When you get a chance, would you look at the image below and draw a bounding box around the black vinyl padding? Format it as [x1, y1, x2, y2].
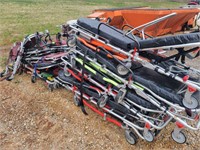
[132, 66, 184, 106]
[125, 90, 157, 109]
[77, 18, 139, 51]
[139, 33, 200, 49]
[77, 18, 200, 50]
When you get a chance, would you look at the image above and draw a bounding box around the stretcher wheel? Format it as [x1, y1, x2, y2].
[97, 95, 108, 108]
[67, 36, 76, 47]
[31, 76, 36, 83]
[0, 71, 5, 77]
[125, 130, 137, 145]
[48, 84, 54, 92]
[6, 76, 13, 81]
[55, 83, 61, 89]
[116, 64, 129, 76]
[182, 95, 199, 109]
[171, 131, 186, 144]
[143, 130, 154, 142]
[73, 95, 81, 107]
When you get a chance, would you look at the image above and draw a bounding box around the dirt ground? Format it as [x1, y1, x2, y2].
[0, 47, 200, 150]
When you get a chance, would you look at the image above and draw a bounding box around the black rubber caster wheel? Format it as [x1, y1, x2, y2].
[125, 130, 137, 145]
[48, 84, 54, 92]
[6, 76, 13, 81]
[0, 71, 5, 77]
[31, 76, 36, 83]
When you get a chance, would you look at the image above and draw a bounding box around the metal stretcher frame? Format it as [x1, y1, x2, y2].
[60, 51, 200, 131]
[67, 20, 200, 93]
[54, 69, 172, 142]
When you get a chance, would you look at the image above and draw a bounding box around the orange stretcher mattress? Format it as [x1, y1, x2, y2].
[88, 7, 200, 36]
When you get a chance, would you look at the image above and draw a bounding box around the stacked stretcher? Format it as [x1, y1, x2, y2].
[1, 15, 200, 145]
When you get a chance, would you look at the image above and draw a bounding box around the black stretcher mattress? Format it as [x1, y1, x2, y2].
[132, 66, 184, 106]
[76, 38, 184, 106]
[77, 18, 200, 51]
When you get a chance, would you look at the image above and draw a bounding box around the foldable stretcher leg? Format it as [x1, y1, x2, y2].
[143, 123, 154, 142]
[182, 86, 198, 109]
[171, 122, 186, 144]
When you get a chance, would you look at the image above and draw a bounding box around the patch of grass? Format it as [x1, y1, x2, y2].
[0, 0, 185, 46]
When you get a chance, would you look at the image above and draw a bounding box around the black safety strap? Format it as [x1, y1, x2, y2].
[45, 32, 52, 43]
[185, 50, 200, 59]
[79, 44, 88, 115]
[56, 32, 62, 44]
[35, 32, 42, 48]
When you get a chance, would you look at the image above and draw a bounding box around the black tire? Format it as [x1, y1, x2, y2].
[125, 130, 137, 145]
[0, 71, 5, 77]
[31, 76, 36, 83]
[6, 76, 13, 81]
[48, 84, 54, 92]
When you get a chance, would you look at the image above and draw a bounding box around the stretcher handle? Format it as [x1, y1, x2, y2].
[122, 24, 153, 39]
[125, 12, 177, 39]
